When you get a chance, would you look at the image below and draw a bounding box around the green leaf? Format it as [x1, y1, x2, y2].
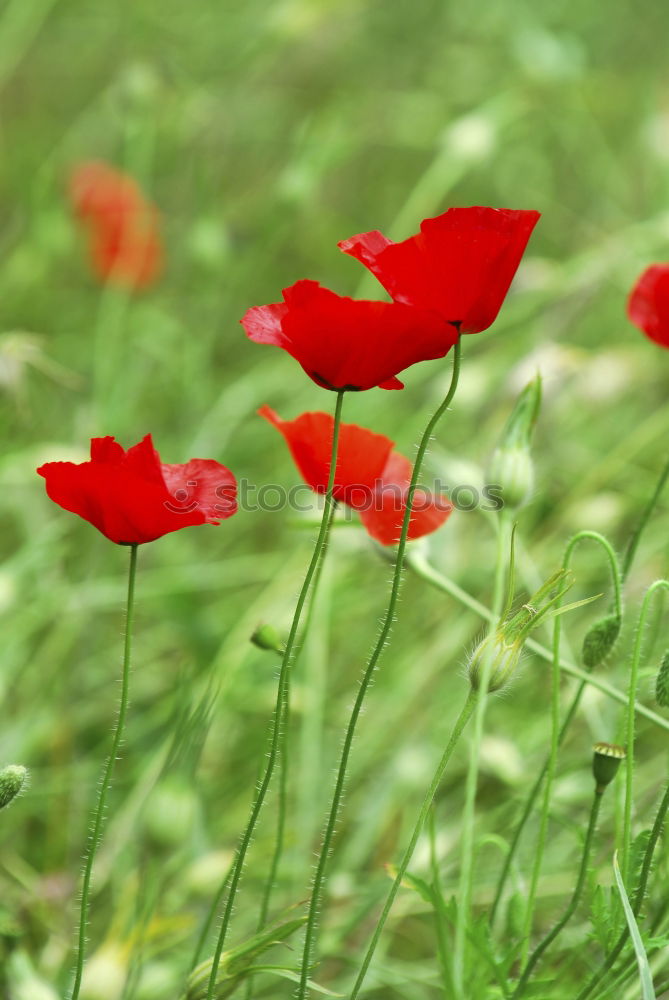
[612, 850, 656, 1000]
[249, 965, 343, 996]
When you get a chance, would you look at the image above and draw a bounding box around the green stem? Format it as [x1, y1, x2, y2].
[512, 786, 604, 998]
[295, 337, 463, 1000]
[350, 690, 477, 999]
[245, 499, 339, 1000]
[404, 555, 669, 736]
[453, 512, 510, 992]
[520, 532, 622, 958]
[69, 543, 138, 1000]
[428, 806, 455, 997]
[204, 391, 346, 1000]
[622, 580, 669, 883]
[489, 683, 585, 927]
[622, 451, 669, 580]
[575, 779, 669, 1000]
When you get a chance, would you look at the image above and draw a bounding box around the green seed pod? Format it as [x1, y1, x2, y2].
[656, 650, 669, 708]
[468, 632, 523, 693]
[582, 614, 621, 670]
[592, 742, 626, 791]
[250, 623, 284, 653]
[0, 765, 27, 810]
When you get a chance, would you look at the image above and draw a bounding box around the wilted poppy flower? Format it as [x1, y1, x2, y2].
[69, 161, 162, 289]
[241, 279, 457, 392]
[627, 263, 669, 348]
[259, 405, 452, 545]
[37, 435, 237, 545]
[339, 206, 540, 334]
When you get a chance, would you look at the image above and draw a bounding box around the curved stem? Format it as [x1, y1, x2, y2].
[295, 337, 462, 999]
[453, 512, 510, 991]
[512, 787, 603, 998]
[622, 451, 669, 581]
[622, 580, 669, 883]
[204, 391, 346, 1000]
[575, 779, 669, 1000]
[520, 532, 622, 957]
[69, 543, 138, 1000]
[350, 691, 477, 999]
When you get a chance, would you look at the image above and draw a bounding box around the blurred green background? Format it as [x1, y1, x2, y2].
[2, 0, 669, 997]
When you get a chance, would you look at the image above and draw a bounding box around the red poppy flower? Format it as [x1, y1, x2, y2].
[627, 264, 669, 348]
[37, 435, 237, 545]
[259, 405, 452, 545]
[241, 279, 457, 392]
[69, 161, 162, 289]
[339, 206, 540, 334]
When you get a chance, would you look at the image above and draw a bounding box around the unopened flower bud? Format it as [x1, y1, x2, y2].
[487, 375, 541, 512]
[656, 650, 669, 708]
[0, 764, 27, 809]
[582, 614, 621, 670]
[468, 632, 523, 693]
[592, 742, 625, 792]
[250, 624, 284, 653]
[488, 446, 534, 510]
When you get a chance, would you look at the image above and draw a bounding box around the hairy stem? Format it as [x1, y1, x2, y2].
[70, 543, 138, 1000]
[295, 337, 463, 999]
[204, 391, 346, 1000]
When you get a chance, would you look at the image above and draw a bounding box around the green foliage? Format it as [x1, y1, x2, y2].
[2, 0, 669, 998]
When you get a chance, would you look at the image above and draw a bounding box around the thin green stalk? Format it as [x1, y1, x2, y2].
[349, 690, 477, 1000]
[296, 337, 463, 1000]
[489, 684, 584, 927]
[404, 557, 669, 735]
[622, 581, 669, 882]
[246, 500, 339, 1000]
[429, 806, 455, 997]
[204, 391, 346, 1000]
[622, 452, 669, 580]
[512, 786, 604, 998]
[520, 532, 622, 959]
[453, 513, 511, 992]
[69, 543, 138, 1000]
[575, 779, 669, 1000]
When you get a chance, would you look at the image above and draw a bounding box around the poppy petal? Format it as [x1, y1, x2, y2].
[161, 459, 238, 522]
[340, 206, 540, 334]
[627, 264, 669, 348]
[358, 486, 453, 546]
[259, 405, 394, 505]
[243, 281, 455, 392]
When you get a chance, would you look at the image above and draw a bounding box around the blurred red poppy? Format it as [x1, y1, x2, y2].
[259, 405, 452, 545]
[339, 206, 540, 334]
[627, 264, 669, 348]
[241, 279, 457, 392]
[37, 435, 237, 545]
[69, 162, 162, 289]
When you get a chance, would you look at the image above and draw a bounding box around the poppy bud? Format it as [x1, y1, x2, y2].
[488, 447, 534, 511]
[582, 614, 621, 670]
[592, 742, 625, 792]
[656, 650, 669, 708]
[467, 568, 579, 694]
[468, 632, 523, 693]
[488, 376, 541, 511]
[250, 623, 284, 653]
[0, 764, 27, 810]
